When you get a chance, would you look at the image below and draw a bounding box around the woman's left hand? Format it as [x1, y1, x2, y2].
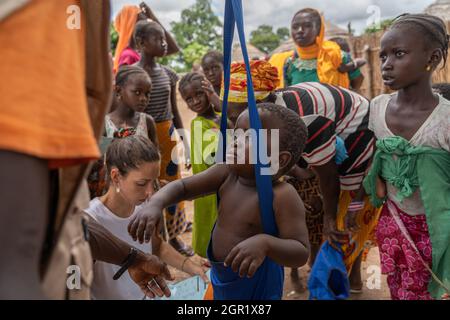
[184, 259, 209, 283]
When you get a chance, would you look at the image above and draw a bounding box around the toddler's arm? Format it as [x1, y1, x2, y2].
[338, 58, 367, 73]
[128, 164, 229, 243]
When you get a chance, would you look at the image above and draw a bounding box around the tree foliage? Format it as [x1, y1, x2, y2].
[110, 23, 119, 56]
[250, 25, 290, 54]
[168, 0, 222, 71]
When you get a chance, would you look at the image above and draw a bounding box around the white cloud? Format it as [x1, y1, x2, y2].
[111, 0, 436, 35]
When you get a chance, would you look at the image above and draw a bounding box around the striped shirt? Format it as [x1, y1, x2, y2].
[144, 65, 178, 123]
[274, 82, 375, 190]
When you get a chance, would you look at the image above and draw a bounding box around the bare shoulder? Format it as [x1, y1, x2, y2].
[273, 181, 303, 210]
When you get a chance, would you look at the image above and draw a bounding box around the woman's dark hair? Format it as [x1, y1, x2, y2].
[390, 13, 449, 66]
[201, 50, 224, 66]
[105, 135, 160, 181]
[115, 65, 150, 87]
[178, 72, 206, 94]
[292, 8, 321, 28]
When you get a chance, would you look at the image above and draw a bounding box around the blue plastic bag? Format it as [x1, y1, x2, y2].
[335, 136, 348, 165]
[308, 242, 350, 300]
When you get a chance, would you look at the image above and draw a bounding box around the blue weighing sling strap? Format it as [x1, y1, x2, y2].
[206, 0, 284, 300]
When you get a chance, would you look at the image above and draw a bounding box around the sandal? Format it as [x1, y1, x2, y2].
[350, 283, 364, 294]
[350, 288, 363, 294]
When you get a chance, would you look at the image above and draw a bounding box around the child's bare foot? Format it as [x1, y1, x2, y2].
[169, 237, 194, 257]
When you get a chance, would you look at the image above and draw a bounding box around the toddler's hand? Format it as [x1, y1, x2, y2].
[128, 203, 163, 244]
[354, 58, 367, 69]
[224, 235, 268, 278]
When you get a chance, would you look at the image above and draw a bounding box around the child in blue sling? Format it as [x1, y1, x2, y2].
[128, 103, 310, 299]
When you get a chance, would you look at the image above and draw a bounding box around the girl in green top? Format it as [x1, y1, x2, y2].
[179, 72, 221, 257]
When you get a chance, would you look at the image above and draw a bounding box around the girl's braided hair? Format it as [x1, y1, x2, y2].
[115, 65, 150, 86]
[390, 13, 450, 67]
[178, 72, 206, 93]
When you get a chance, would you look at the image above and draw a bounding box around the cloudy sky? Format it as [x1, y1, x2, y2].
[111, 0, 437, 36]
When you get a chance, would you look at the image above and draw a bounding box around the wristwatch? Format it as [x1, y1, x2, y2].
[113, 247, 138, 280]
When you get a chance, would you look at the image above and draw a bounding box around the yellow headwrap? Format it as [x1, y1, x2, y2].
[269, 14, 349, 89]
[220, 60, 280, 103]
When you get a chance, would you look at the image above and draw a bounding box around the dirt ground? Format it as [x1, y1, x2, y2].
[168, 95, 391, 300]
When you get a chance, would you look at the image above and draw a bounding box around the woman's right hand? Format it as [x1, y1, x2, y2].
[128, 203, 163, 244]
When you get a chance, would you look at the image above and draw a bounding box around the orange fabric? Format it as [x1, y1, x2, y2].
[113, 5, 140, 73]
[220, 60, 280, 103]
[203, 283, 214, 300]
[297, 15, 349, 88]
[336, 191, 381, 272]
[0, 0, 100, 169]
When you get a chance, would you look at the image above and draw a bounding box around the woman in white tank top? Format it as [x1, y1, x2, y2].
[85, 136, 208, 300]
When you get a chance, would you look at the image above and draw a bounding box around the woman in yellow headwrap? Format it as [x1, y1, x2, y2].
[269, 8, 364, 89]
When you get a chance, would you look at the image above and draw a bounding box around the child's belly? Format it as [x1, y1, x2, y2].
[210, 223, 260, 262]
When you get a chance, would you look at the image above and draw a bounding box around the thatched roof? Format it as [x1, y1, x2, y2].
[232, 42, 266, 61]
[425, 0, 450, 22]
[325, 20, 349, 38]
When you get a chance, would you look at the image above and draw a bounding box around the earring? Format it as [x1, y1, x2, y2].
[116, 186, 120, 193]
[426, 65, 432, 72]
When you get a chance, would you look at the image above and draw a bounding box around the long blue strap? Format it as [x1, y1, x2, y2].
[218, 0, 277, 236]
